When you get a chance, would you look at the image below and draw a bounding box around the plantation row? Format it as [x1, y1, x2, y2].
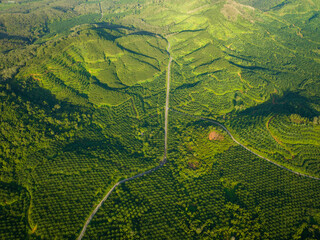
[224, 107, 320, 178]
[17, 27, 169, 108]
[82, 113, 320, 239]
[0, 74, 168, 239]
[1, 0, 320, 239]
[166, 16, 320, 177]
[268, 115, 320, 145]
[26, 104, 166, 239]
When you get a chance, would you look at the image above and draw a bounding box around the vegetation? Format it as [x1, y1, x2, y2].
[83, 112, 320, 239]
[0, 0, 319, 239]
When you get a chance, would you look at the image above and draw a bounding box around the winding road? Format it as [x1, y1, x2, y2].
[77, 41, 172, 240]
[169, 108, 320, 181]
[77, 37, 319, 240]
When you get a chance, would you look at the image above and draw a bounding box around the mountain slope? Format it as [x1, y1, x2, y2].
[0, 0, 319, 239]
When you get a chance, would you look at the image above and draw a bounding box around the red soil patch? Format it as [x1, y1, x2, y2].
[188, 161, 199, 170]
[209, 131, 224, 141]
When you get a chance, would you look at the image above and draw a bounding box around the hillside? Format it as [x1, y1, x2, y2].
[0, 0, 320, 239]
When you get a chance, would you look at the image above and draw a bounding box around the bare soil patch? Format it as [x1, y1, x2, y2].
[188, 161, 200, 170]
[209, 131, 224, 141]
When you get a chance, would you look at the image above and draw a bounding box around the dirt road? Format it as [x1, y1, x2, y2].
[77, 40, 172, 240]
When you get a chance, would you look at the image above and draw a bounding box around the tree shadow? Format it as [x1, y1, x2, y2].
[239, 91, 320, 118]
[93, 22, 133, 31]
[0, 32, 30, 42]
[10, 77, 89, 112]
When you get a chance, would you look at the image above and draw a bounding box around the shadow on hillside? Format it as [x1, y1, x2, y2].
[0, 32, 30, 42]
[63, 138, 116, 153]
[93, 23, 161, 41]
[11, 78, 88, 112]
[94, 22, 133, 30]
[239, 91, 320, 118]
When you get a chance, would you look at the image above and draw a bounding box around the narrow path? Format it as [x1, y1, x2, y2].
[99, 2, 103, 21]
[170, 108, 320, 181]
[164, 42, 172, 159]
[77, 41, 172, 240]
[77, 164, 164, 240]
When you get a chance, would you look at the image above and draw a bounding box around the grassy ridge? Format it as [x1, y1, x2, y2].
[17, 27, 168, 106]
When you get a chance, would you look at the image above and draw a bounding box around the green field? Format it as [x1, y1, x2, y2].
[0, 0, 320, 239]
[83, 111, 320, 239]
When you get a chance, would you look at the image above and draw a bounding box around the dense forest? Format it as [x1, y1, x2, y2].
[0, 0, 320, 239]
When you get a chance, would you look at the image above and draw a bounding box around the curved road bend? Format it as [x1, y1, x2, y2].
[169, 108, 320, 181]
[77, 41, 172, 240]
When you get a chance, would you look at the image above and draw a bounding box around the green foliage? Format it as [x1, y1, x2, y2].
[88, 84, 129, 106]
[225, 91, 320, 178]
[0, 77, 165, 238]
[48, 14, 100, 35]
[17, 27, 168, 106]
[83, 112, 320, 239]
[236, 0, 288, 11]
[0, 0, 320, 239]
[0, 182, 29, 239]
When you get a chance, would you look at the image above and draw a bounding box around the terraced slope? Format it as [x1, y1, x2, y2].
[0, 0, 319, 239]
[1, 26, 170, 239]
[134, 0, 320, 177]
[17, 27, 168, 106]
[83, 111, 320, 239]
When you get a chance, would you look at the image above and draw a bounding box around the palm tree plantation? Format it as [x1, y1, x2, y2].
[0, 0, 320, 239]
